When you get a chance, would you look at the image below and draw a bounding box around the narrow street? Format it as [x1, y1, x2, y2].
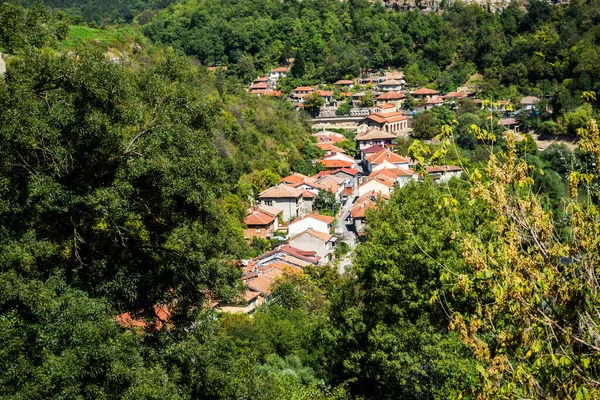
[336, 192, 358, 274]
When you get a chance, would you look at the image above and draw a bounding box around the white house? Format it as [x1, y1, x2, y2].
[269, 67, 289, 80]
[259, 184, 304, 222]
[288, 229, 337, 265]
[288, 213, 335, 237]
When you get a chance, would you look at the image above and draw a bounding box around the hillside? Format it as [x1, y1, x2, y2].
[3, 1, 600, 399]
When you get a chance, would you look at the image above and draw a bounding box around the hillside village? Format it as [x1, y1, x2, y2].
[219, 66, 544, 314]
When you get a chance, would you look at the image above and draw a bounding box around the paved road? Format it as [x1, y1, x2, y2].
[336, 193, 358, 274]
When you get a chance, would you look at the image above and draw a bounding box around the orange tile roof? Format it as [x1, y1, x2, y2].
[281, 173, 308, 185]
[377, 91, 406, 100]
[254, 76, 269, 82]
[259, 184, 303, 199]
[411, 87, 440, 95]
[366, 149, 410, 165]
[379, 103, 396, 109]
[350, 201, 376, 218]
[263, 90, 282, 97]
[244, 210, 275, 226]
[302, 190, 316, 198]
[334, 79, 354, 85]
[271, 67, 289, 73]
[426, 97, 444, 104]
[250, 82, 268, 89]
[116, 305, 171, 330]
[294, 86, 314, 92]
[365, 112, 408, 125]
[317, 142, 345, 153]
[316, 90, 334, 97]
[319, 159, 354, 169]
[290, 228, 334, 243]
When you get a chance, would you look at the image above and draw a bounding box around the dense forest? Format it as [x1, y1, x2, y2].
[2, 0, 600, 399]
[142, 0, 600, 111]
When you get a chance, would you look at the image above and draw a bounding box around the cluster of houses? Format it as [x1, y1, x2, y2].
[244, 66, 547, 137]
[220, 125, 465, 313]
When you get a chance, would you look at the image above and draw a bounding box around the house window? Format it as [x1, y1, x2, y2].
[265, 201, 272, 206]
[256, 228, 261, 233]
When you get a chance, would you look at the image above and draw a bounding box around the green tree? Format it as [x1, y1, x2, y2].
[321, 181, 484, 399]
[304, 92, 325, 115]
[412, 111, 439, 139]
[313, 191, 338, 215]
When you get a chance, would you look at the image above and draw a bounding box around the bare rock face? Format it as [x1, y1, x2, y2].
[0, 53, 5, 76]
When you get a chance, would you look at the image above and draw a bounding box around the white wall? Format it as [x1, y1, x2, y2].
[288, 218, 331, 237]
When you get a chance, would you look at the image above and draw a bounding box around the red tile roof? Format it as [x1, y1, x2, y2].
[116, 305, 171, 330]
[259, 184, 303, 199]
[378, 103, 396, 109]
[244, 210, 275, 226]
[411, 87, 440, 95]
[302, 190, 316, 198]
[426, 97, 444, 104]
[281, 173, 308, 185]
[365, 112, 407, 125]
[318, 159, 354, 169]
[334, 80, 354, 85]
[271, 67, 289, 73]
[366, 149, 410, 165]
[316, 142, 345, 153]
[361, 144, 386, 153]
[377, 91, 406, 100]
[294, 86, 314, 92]
[250, 82, 269, 90]
[316, 90, 334, 97]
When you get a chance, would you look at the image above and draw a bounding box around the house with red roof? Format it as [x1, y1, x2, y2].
[376, 91, 406, 108]
[333, 79, 354, 89]
[425, 97, 445, 109]
[316, 142, 346, 155]
[269, 66, 289, 80]
[288, 213, 335, 237]
[316, 90, 334, 104]
[359, 112, 408, 134]
[365, 149, 410, 173]
[244, 208, 279, 239]
[291, 86, 315, 103]
[411, 87, 440, 102]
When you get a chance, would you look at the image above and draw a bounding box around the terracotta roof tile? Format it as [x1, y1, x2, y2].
[244, 210, 276, 226]
[376, 91, 406, 100]
[356, 130, 397, 141]
[411, 87, 440, 95]
[366, 149, 410, 165]
[259, 184, 303, 199]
